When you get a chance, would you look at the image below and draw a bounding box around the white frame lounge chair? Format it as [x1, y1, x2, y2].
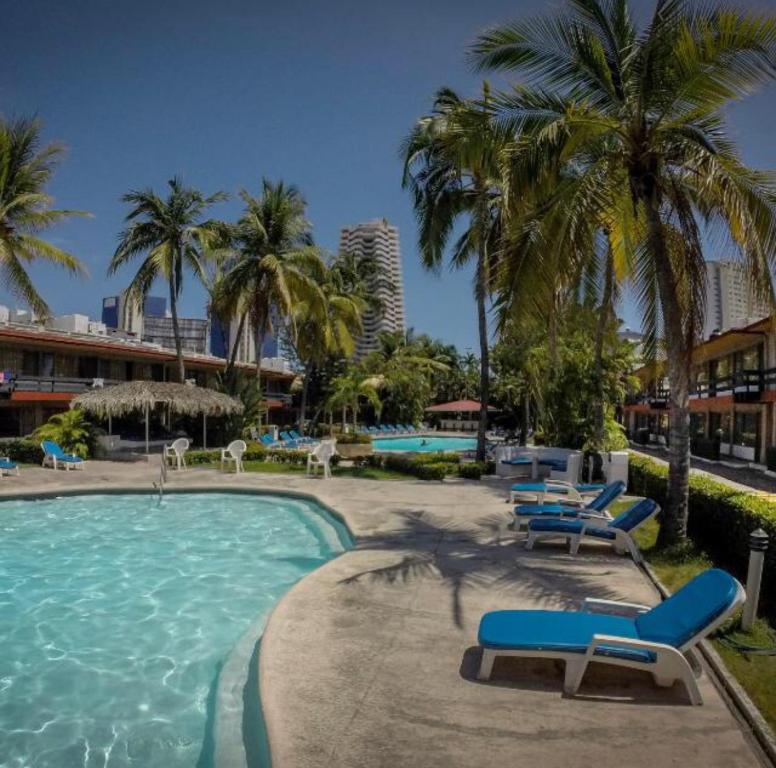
[165, 438, 189, 470]
[510, 479, 607, 505]
[512, 481, 626, 531]
[307, 440, 335, 479]
[525, 498, 659, 562]
[40, 440, 86, 471]
[221, 439, 247, 473]
[477, 568, 745, 705]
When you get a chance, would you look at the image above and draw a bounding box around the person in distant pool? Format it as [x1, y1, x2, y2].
[420, 438, 430, 446]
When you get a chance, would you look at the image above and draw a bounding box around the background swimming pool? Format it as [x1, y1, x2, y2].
[0, 492, 349, 768]
[372, 435, 477, 452]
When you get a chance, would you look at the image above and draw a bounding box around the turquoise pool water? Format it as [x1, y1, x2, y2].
[0, 492, 350, 768]
[372, 435, 477, 453]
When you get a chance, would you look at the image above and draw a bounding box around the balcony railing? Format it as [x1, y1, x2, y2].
[1, 376, 120, 395]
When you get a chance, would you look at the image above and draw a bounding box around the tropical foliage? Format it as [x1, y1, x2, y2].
[33, 410, 96, 458]
[467, 0, 776, 544]
[0, 118, 87, 318]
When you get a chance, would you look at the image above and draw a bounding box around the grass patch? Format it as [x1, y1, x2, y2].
[620, 500, 776, 732]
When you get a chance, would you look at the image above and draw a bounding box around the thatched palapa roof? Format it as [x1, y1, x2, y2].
[71, 381, 244, 418]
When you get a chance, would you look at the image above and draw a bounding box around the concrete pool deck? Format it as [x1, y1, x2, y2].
[0, 460, 767, 767]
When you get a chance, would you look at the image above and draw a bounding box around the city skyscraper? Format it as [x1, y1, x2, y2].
[702, 260, 771, 339]
[339, 219, 406, 358]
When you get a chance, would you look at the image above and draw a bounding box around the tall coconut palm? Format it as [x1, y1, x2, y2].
[402, 85, 506, 461]
[110, 178, 227, 382]
[473, 0, 776, 545]
[221, 180, 325, 419]
[0, 117, 87, 317]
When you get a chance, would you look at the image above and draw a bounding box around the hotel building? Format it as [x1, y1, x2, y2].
[339, 219, 406, 358]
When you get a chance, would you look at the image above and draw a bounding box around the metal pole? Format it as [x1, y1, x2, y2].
[108, 414, 112, 436]
[145, 402, 149, 455]
[742, 528, 769, 631]
[202, 413, 207, 450]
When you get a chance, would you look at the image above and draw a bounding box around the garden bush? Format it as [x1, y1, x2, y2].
[383, 454, 447, 480]
[458, 462, 486, 480]
[412, 451, 460, 465]
[629, 453, 776, 617]
[0, 438, 43, 464]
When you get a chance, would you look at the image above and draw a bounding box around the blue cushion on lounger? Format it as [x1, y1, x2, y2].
[478, 610, 653, 663]
[635, 569, 740, 648]
[515, 503, 584, 517]
[510, 482, 547, 493]
[501, 457, 533, 466]
[528, 518, 617, 539]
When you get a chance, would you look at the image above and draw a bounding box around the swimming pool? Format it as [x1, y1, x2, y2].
[372, 435, 477, 453]
[0, 491, 350, 767]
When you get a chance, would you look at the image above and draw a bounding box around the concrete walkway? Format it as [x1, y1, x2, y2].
[0, 461, 767, 767]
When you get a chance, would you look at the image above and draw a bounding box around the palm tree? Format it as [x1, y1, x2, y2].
[326, 368, 382, 430]
[402, 85, 506, 461]
[290, 254, 368, 434]
[473, 0, 776, 545]
[0, 117, 87, 317]
[110, 177, 227, 382]
[220, 180, 325, 420]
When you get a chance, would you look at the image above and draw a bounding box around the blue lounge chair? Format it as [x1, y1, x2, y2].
[378, 425, 392, 433]
[526, 498, 659, 561]
[40, 440, 85, 471]
[510, 480, 607, 504]
[260, 433, 279, 448]
[290, 429, 316, 444]
[513, 481, 626, 530]
[477, 568, 744, 704]
[279, 431, 302, 448]
[0, 456, 19, 476]
[368, 426, 379, 434]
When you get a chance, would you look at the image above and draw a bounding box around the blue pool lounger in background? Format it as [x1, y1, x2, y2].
[477, 568, 745, 705]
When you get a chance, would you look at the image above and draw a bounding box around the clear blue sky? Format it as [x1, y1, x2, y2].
[3, 0, 775, 350]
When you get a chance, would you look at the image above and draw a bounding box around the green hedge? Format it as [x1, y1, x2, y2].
[383, 454, 447, 480]
[458, 462, 485, 480]
[185, 446, 340, 468]
[0, 439, 43, 464]
[412, 451, 461, 465]
[336, 433, 371, 445]
[629, 453, 776, 616]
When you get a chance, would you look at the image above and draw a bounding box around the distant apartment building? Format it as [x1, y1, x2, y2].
[102, 292, 209, 354]
[703, 260, 770, 339]
[339, 219, 406, 358]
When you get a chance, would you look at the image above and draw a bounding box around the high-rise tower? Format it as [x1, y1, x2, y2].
[339, 219, 406, 358]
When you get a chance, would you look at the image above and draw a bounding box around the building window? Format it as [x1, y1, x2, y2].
[40, 353, 54, 378]
[22, 351, 39, 376]
[78, 356, 98, 379]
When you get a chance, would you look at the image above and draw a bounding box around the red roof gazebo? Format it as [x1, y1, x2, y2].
[425, 399, 497, 413]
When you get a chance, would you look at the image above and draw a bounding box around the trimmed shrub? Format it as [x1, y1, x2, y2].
[0, 439, 44, 464]
[383, 454, 447, 480]
[458, 462, 485, 480]
[413, 451, 461, 465]
[629, 453, 776, 617]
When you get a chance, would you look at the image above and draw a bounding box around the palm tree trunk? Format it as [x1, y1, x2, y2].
[475, 251, 490, 463]
[254, 317, 266, 430]
[645, 198, 691, 547]
[227, 312, 248, 373]
[592, 246, 615, 445]
[169, 273, 185, 383]
[299, 364, 312, 435]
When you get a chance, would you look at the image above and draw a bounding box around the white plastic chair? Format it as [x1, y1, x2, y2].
[165, 438, 189, 470]
[221, 439, 247, 473]
[307, 440, 335, 479]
